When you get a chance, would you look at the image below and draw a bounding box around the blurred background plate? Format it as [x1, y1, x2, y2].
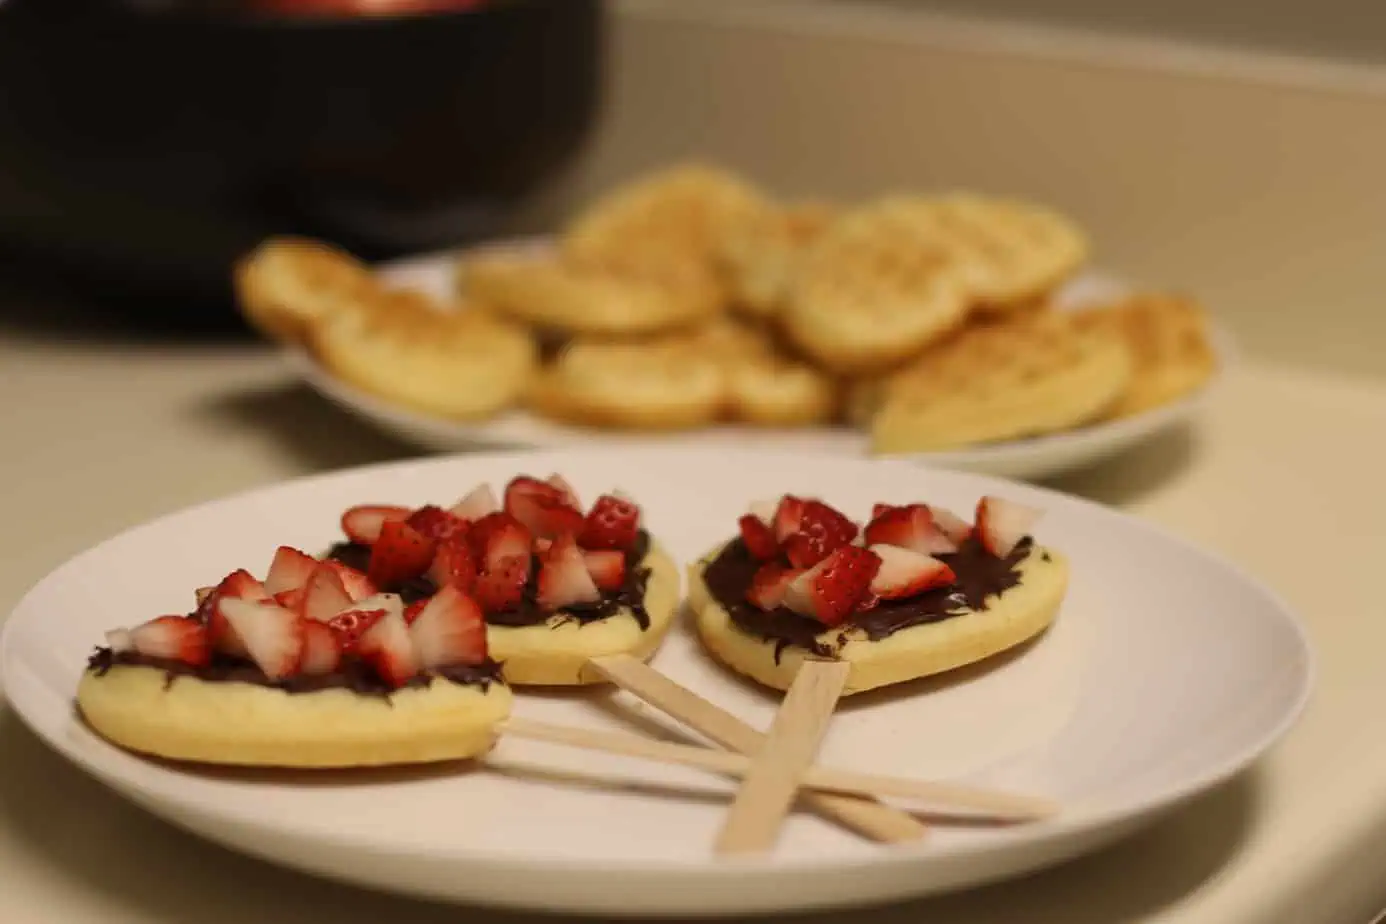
[285, 240, 1236, 481]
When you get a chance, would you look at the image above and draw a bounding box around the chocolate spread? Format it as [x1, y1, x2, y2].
[325, 529, 655, 630]
[85, 647, 504, 698]
[702, 535, 1035, 662]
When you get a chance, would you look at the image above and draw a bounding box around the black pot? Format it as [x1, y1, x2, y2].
[0, 0, 604, 327]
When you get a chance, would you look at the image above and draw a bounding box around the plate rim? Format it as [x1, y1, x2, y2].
[1, 447, 1313, 879]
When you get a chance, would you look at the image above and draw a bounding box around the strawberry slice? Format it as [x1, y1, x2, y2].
[509, 491, 584, 540]
[772, 495, 808, 542]
[975, 496, 1042, 557]
[746, 563, 803, 611]
[546, 474, 583, 510]
[326, 608, 386, 653]
[747, 499, 777, 526]
[201, 568, 270, 656]
[340, 504, 411, 545]
[218, 598, 305, 680]
[473, 556, 530, 613]
[129, 615, 210, 667]
[469, 512, 533, 572]
[350, 592, 405, 621]
[301, 563, 355, 623]
[273, 586, 307, 614]
[406, 504, 470, 543]
[737, 514, 779, 561]
[582, 549, 626, 592]
[264, 545, 318, 596]
[428, 534, 477, 592]
[104, 627, 134, 652]
[403, 599, 427, 625]
[356, 610, 419, 689]
[536, 534, 601, 610]
[503, 474, 566, 511]
[368, 519, 436, 587]
[299, 620, 343, 675]
[868, 544, 957, 599]
[410, 585, 488, 669]
[579, 494, 641, 551]
[322, 560, 376, 601]
[930, 506, 974, 544]
[782, 500, 859, 568]
[783, 545, 882, 625]
[450, 483, 500, 520]
[863, 504, 959, 555]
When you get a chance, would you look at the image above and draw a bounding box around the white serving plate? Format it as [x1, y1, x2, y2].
[0, 449, 1308, 915]
[285, 241, 1235, 481]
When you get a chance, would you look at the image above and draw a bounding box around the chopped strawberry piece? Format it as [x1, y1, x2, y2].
[406, 505, 470, 543]
[218, 598, 305, 680]
[783, 545, 882, 625]
[469, 512, 533, 574]
[509, 491, 584, 540]
[340, 504, 411, 545]
[975, 496, 1042, 557]
[200, 568, 270, 656]
[326, 608, 385, 653]
[193, 585, 215, 606]
[321, 560, 376, 601]
[863, 504, 959, 555]
[301, 563, 355, 623]
[450, 483, 501, 520]
[536, 533, 601, 610]
[356, 610, 418, 689]
[546, 474, 582, 510]
[782, 499, 859, 568]
[503, 474, 566, 511]
[264, 545, 318, 596]
[747, 499, 777, 526]
[273, 586, 307, 614]
[410, 585, 488, 669]
[871, 503, 894, 521]
[472, 556, 530, 613]
[930, 506, 974, 544]
[299, 620, 342, 675]
[534, 537, 553, 554]
[582, 549, 626, 592]
[579, 493, 641, 550]
[746, 563, 803, 611]
[403, 599, 427, 625]
[736, 514, 779, 561]
[129, 615, 210, 667]
[428, 534, 477, 592]
[868, 544, 956, 599]
[368, 519, 436, 587]
[772, 495, 808, 543]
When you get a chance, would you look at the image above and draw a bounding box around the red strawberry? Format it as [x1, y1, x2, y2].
[340, 504, 411, 545]
[868, 544, 956, 599]
[871, 503, 894, 521]
[301, 564, 354, 623]
[737, 514, 779, 561]
[782, 500, 859, 568]
[218, 598, 305, 680]
[863, 504, 959, 555]
[450, 483, 500, 520]
[772, 495, 808, 542]
[406, 504, 470, 543]
[472, 556, 530, 613]
[783, 545, 882, 625]
[470, 512, 533, 572]
[546, 473, 582, 510]
[410, 585, 488, 669]
[206, 568, 270, 606]
[504, 474, 566, 511]
[322, 560, 376, 601]
[201, 568, 270, 656]
[129, 615, 210, 667]
[368, 519, 436, 587]
[747, 499, 777, 525]
[264, 545, 318, 596]
[930, 506, 974, 544]
[582, 549, 626, 592]
[428, 534, 477, 592]
[509, 491, 584, 540]
[326, 608, 386, 653]
[746, 563, 803, 611]
[299, 620, 343, 675]
[579, 494, 641, 550]
[350, 592, 405, 621]
[536, 533, 601, 610]
[273, 586, 307, 614]
[975, 496, 1041, 557]
[193, 585, 216, 606]
[356, 610, 418, 689]
[403, 599, 427, 625]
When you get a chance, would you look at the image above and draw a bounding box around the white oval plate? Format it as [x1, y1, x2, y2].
[0, 449, 1309, 916]
[286, 242, 1236, 481]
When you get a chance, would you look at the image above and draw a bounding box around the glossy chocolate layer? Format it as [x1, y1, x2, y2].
[702, 535, 1035, 661]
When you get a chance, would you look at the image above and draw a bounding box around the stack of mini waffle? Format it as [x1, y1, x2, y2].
[233, 163, 1219, 453]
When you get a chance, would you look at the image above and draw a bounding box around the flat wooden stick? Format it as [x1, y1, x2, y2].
[714, 659, 850, 854]
[501, 717, 1056, 821]
[587, 654, 927, 844]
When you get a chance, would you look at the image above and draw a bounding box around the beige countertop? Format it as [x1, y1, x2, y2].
[1, 298, 1385, 924]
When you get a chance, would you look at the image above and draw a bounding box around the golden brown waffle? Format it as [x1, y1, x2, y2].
[779, 197, 975, 374]
[1070, 293, 1218, 417]
[717, 200, 839, 319]
[459, 249, 724, 337]
[308, 289, 537, 421]
[233, 236, 381, 343]
[863, 310, 1134, 453]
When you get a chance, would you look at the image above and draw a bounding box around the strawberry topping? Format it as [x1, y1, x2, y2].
[546, 474, 583, 510]
[321, 560, 377, 601]
[772, 495, 807, 543]
[428, 534, 478, 592]
[355, 610, 418, 689]
[863, 504, 959, 555]
[450, 483, 500, 520]
[129, 615, 210, 667]
[582, 549, 626, 592]
[218, 598, 305, 681]
[367, 519, 436, 587]
[340, 504, 411, 546]
[783, 545, 882, 625]
[473, 556, 530, 614]
[299, 620, 343, 675]
[264, 546, 318, 596]
[738, 514, 780, 561]
[579, 494, 641, 551]
[867, 544, 956, 599]
[405, 505, 470, 543]
[975, 496, 1041, 558]
[410, 585, 488, 669]
[781, 500, 858, 568]
[746, 563, 802, 611]
[468, 512, 532, 572]
[537, 533, 601, 610]
[326, 608, 386, 653]
[201, 568, 270, 657]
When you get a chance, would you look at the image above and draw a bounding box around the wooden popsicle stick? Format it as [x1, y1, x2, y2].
[587, 654, 927, 844]
[714, 659, 851, 854]
[501, 717, 1057, 821]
